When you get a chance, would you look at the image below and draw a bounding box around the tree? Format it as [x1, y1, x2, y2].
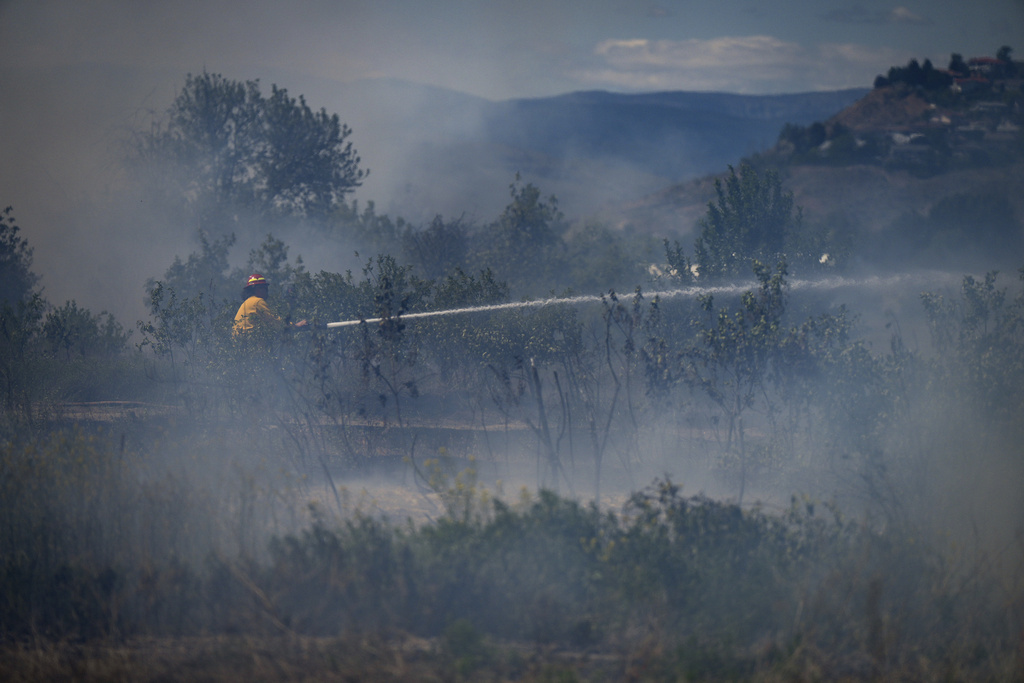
[259, 85, 366, 219]
[693, 164, 800, 280]
[920, 59, 953, 90]
[421, 267, 508, 389]
[679, 261, 788, 504]
[562, 222, 655, 293]
[131, 72, 366, 237]
[352, 254, 432, 425]
[243, 233, 307, 303]
[879, 57, 952, 90]
[921, 270, 1024, 424]
[948, 53, 968, 76]
[0, 206, 39, 307]
[149, 231, 237, 306]
[479, 177, 567, 293]
[996, 45, 1016, 76]
[0, 294, 44, 420]
[402, 215, 469, 280]
[0, 206, 42, 421]
[42, 301, 129, 361]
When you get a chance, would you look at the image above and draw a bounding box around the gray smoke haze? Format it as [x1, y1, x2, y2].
[2, 7, 1022, 568]
[4, 0, 1021, 322]
[0, 51, 666, 323]
[280, 267, 1022, 580]
[3, 5, 1023, 673]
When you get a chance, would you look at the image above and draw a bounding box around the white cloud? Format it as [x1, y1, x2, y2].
[888, 6, 931, 25]
[821, 5, 933, 26]
[576, 36, 910, 93]
[594, 36, 803, 70]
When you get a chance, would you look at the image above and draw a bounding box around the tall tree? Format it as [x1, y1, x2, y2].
[694, 163, 800, 280]
[0, 205, 39, 307]
[402, 215, 469, 280]
[681, 261, 788, 504]
[131, 72, 366, 237]
[0, 205, 42, 419]
[480, 177, 566, 293]
[948, 53, 968, 76]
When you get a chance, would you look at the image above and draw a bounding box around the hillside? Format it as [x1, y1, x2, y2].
[613, 161, 1024, 239]
[333, 80, 868, 220]
[608, 60, 1024, 272]
[479, 89, 870, 181]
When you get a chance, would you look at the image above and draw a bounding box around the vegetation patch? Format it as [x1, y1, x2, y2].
[2, 51, 1023, 680]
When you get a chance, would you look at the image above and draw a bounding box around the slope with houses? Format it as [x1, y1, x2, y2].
[606, 50, 1024, 271]
[776, 51, 1022, 173]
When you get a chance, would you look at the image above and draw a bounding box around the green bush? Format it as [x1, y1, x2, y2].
[0, 422, 1019, 680]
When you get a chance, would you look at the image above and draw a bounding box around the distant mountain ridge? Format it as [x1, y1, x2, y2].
[607, 74, 1024, 271]
[479, 89, 870, 181]
[333, 80, 869, 220]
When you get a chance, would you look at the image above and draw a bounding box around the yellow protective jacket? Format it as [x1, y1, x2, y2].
[232, 296, 282, 336]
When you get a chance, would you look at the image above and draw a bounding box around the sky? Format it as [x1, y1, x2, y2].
[3, 0, 1019, 99]
[0, 0, 1021, 317]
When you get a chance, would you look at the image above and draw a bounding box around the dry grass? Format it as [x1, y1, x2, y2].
[3, 632, 1020, 682]
[0, 634, 628, 682]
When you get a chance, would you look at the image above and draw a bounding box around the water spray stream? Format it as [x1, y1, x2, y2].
[326, 284, 743, 328]
[325, 272, 960, 328]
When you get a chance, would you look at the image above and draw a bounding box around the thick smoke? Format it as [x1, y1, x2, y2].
[2, 4, 1022, 675]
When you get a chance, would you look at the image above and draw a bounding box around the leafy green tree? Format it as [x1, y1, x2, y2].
[242, 233, 307, 306]
[562, 222, 654, 293]
[921, 59, 954, 89]
[137, 281, 215, 387]
[149, 231, 237, 306]
[146, 232, 307, 333]
[693, 164, 800, 280]
[351, 255, 432, 425]
[478, 177, 567, 293]
[42, 301, 130, 361]
[877, 57, 953, 90]
[680, 261, 788, 503]
[0, 206, 39, 307]
[331, 199, 405, 256]
[130, 72, 366, 237]
[0, 207, 44, 421]
[1, 207, 138, 418]
[904, 58, 923, 85]
[773, 304, 894, 473]
[430, 268, 508, 311]
[402, 214, 469, 279]
[921, 270, 1024, 424]
[948, 53, 968, 76]
[423, 268, 508, 383]
[290, 269, 362, 326]
[658, 238, 696, 285]
[778, 121, 827, 155]
[0, 294, 44, 421]
[258, 85, 365, 219]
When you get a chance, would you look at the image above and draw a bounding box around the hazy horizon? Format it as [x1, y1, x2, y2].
[1, 0, 1021, 320]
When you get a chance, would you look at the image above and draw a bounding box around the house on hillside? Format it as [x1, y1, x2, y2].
[952, 76, 989, 95]
[949, 56, 1021, 95]
[968, 57, 1010, 78]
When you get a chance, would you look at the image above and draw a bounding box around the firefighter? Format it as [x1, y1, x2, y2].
[232, 273, 307, 337]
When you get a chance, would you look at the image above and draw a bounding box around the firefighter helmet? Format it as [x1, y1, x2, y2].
[245, 273, 268, 288]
